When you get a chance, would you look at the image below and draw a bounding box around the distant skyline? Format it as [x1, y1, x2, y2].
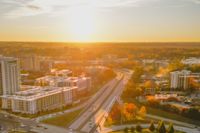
[0, 0, 200, 42]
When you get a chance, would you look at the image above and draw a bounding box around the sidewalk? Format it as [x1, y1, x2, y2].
[30, 123, 72, 133]
[34, 101, 88, 122]
[101, 123, 200, 133]
[146, 114, 196, 128]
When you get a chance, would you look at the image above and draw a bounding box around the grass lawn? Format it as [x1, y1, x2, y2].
[147, 107, 200, 126]
[109, 129, 185, 133]
[8, 130, 35, 133]
[42, 109, 83, 127]
[104, 117, 157, 127]
[123, 98, 200, 126]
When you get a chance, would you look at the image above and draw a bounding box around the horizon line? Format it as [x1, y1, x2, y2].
[0, 41, 200, 44]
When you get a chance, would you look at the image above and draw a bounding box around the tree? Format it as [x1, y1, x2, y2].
[106, 116, 113, 125]
[138, 106, 147, 118]
[183, 108, 200, 121]
[167, 123, 174, 133]
[149, 121, 155, 132]
[124, 127, 129, 133]
[110, 104, 121, 122]
[144, 80, 156, 88]
[157, 121, 166, 133]
[122, 66, 144, 99]
[147, 96, 160, 108]
[136, 124, 142, 132]
[166, 97, 179, 102]
[132, 66, 144, 84]
[123, 103, 138, 121]
[98, 69, 116, 82]
[168, 59, 184, 71]
[130, 126, 135, 132]
[189, 77, 199, 91]
[142, 129, 152, 133]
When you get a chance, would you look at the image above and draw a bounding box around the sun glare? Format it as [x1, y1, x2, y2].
[67, 6, 96, 42]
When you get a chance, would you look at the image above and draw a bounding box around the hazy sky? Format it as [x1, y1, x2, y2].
[0, 0, 200, 42]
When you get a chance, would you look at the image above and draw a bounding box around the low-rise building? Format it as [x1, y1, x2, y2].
[20, 56, 53, 72]
[1, 86, 77, 114]
[35, 76, 91, 92]
[182, 57, 200, 65]
[55, 69, 72, 77]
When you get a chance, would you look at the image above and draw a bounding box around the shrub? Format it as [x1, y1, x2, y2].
[157, 121, 166, 133]
[167, 123, 174, 133]
[130, 126, 135, 132]
[142, 129, 152, 133]
[149, 121, 155, 131]
[136, 124, 142, 132]
[124, 127, 129, 133]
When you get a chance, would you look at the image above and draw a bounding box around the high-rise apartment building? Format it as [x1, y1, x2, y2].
[20, 56, 53, 72]
[170, 70, 196, 90]
[0, 56, 20, 95]
[20, 56, 41, 71]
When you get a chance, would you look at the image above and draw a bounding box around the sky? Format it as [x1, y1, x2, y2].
[0, 0, 200, 42]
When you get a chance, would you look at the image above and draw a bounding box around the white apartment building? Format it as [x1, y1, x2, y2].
[35, 75, 91, 92]
[1, 86, 77, 114]
[20, 56, 53, 72]
[170, 71, 182, 89]
[55, 69, 72, 77]
[20, 56, 41, 71]
[0, 56, 20, 95]
[182, 57, 200, 65]
[35, 76, 64, 86]
[59, 77, 92, 92]
[170, 70, 197, 90]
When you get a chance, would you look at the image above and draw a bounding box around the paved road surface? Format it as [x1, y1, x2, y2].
[68, 76, 121, 131]
[146, 114, 196, 128]
[68, 70, 132, 133]
[0, 111, 37, 132]
[101, 124, 200, 133]
[35, 100, 88, 122]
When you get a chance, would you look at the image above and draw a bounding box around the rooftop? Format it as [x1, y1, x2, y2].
[1, 86, 77, 101]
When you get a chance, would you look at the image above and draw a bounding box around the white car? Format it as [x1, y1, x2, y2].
[20, 124, 26, 127]
[69, 128, 73, 133]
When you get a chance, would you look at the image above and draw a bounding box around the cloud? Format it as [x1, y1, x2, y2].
[26, 5, 41, 10]
[188, 0, 200, 4]
[1, 0, 147, 18]
[1, 0, 200, 18]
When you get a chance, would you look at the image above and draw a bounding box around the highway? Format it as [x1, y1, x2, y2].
[68, 70, 132, 133]
[0, 70, 132, 133]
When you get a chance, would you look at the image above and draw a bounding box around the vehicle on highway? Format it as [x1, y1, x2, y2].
[20, 124, 26, 127]
[69, 128, 73, 133]
[0, 125, 3, 130]
[36, 124, 42, 128]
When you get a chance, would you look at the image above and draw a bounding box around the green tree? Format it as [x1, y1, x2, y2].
[149, 121, 155, 132]
[142, 129, 152, 133]
[168, 59, 184, 71]
[132, 66, 144, 84]
[124, 127, 129, 133]
[136, 124, 142, 132]
[130, 126, 135, 132]
[167, 123, 174, 133]
[157, 121, 166, 133]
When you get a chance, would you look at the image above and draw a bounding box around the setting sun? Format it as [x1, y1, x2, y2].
[67, 6, 96, 42]
[0, 0, 200, 133]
